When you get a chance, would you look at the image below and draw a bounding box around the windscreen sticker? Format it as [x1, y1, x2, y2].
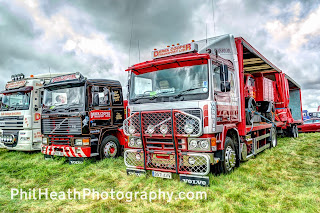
[52, 93, 67, 105]
[156, 88, 175, 94]
[203, 81, 208, 88]
[150, 91, 157, 96]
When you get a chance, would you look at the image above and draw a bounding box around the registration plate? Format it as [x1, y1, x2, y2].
[54, 151, 64, 156]
[152, 171, 172, 179]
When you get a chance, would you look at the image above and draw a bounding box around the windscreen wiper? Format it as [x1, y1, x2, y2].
[148, 90, 175, 100]
[174, 87, 206, 98]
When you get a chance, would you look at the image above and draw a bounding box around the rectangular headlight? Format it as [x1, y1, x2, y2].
[188, 138, 211, 151]
[74, 139, 82, 146]
[42, 138, 48, 144]
[128, 137, 142, 148]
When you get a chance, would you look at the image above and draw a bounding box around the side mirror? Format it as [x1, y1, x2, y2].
[93, 93, 99, 106]
[219, 64, 229, 82]
[221, 82, 231, 92]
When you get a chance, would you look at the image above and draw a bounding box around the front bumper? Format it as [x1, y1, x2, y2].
[41, 144, 91, 158]
[124, 149, 211, 176]
[0, 142, 5, 149]
[1, 129, 42, 151]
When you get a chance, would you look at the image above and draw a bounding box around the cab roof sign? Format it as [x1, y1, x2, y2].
[5, 80, 26, 90]
[152, 42, 198, 59]
[50, 73, 81, 83]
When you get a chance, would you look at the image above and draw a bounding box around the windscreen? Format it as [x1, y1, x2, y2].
[43, 85, 84, 110]
[0, 92, 30, 111]
[130, 64, 208, 103]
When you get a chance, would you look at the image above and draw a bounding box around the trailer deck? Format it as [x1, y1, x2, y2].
[246, 121, 285, 132]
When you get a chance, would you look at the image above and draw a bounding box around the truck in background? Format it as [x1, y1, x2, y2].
[302, 110, 310, 120]
[41, 73, 127, 164]
[307, 111, 320, 119]
[123, 34, 302, 186]
[0, 73, 62, 151]
[0, 94, 3, 148]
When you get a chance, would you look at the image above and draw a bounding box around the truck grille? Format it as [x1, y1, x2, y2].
[0, 116, 24, 129]
[124, 109, 202, 137]
[184, 109, 202, 119]
[49, 135, 72, 145]
[146, 153, 176, 171]
[42, 117, 82, 135]
[146, 138, 183, 150]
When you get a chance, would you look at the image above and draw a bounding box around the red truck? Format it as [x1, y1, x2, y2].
[123, 35, 303, 186]
[41, 73, 127, 164]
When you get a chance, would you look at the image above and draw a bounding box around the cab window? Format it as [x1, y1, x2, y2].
[213, 64, 235, 93]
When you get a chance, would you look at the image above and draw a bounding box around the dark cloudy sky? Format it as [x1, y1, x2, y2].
[1, 0, 320, 110]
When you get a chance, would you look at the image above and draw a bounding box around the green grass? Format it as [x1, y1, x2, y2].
[0, 133, 319, 212]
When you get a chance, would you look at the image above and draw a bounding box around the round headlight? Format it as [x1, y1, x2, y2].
[129, 138, 135, 146]
[160, 124, 168, 134]
[184, 123, 194, 134]
[136, 153, 141, 160]
[129, 125, 136, 134]
[200, 140, 209, 149]
[189, 140, 198, 149]
[147, 125, 155, 134]
[188, 156, 196, 165]
[136, 138, 142, 146]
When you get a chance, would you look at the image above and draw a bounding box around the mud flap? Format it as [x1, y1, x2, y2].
[44, 154, 54, 160]
[126, 168, 146, 177]
[69, 157, 84, 165]
[180, 174, 209, 187]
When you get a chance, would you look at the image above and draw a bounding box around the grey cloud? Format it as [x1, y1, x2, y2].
[39, 0, 203, 51]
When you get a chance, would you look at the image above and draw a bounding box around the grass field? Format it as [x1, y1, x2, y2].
[0, 133, 319, 212]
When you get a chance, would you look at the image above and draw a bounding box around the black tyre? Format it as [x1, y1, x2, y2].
[269, 127, 278, 148]
[289, 125, 298, 138]
[221, 137, 237, 174]
[99, 135, 120, 159]
[293, 125, 298, 138]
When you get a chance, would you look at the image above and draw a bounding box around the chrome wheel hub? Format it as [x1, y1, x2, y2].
[104, 141, 117, 157]
[225, 146, 236, 171]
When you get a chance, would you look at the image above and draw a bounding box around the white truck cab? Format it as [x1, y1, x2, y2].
[0, 73, 64, 151]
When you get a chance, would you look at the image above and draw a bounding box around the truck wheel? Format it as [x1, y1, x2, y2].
[292, 125, 298, 138]
[270, 127, 277, 148]
[100, 135, 120, 159]
[295, 126, 299, 138]
[222, 137, 237, 173]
